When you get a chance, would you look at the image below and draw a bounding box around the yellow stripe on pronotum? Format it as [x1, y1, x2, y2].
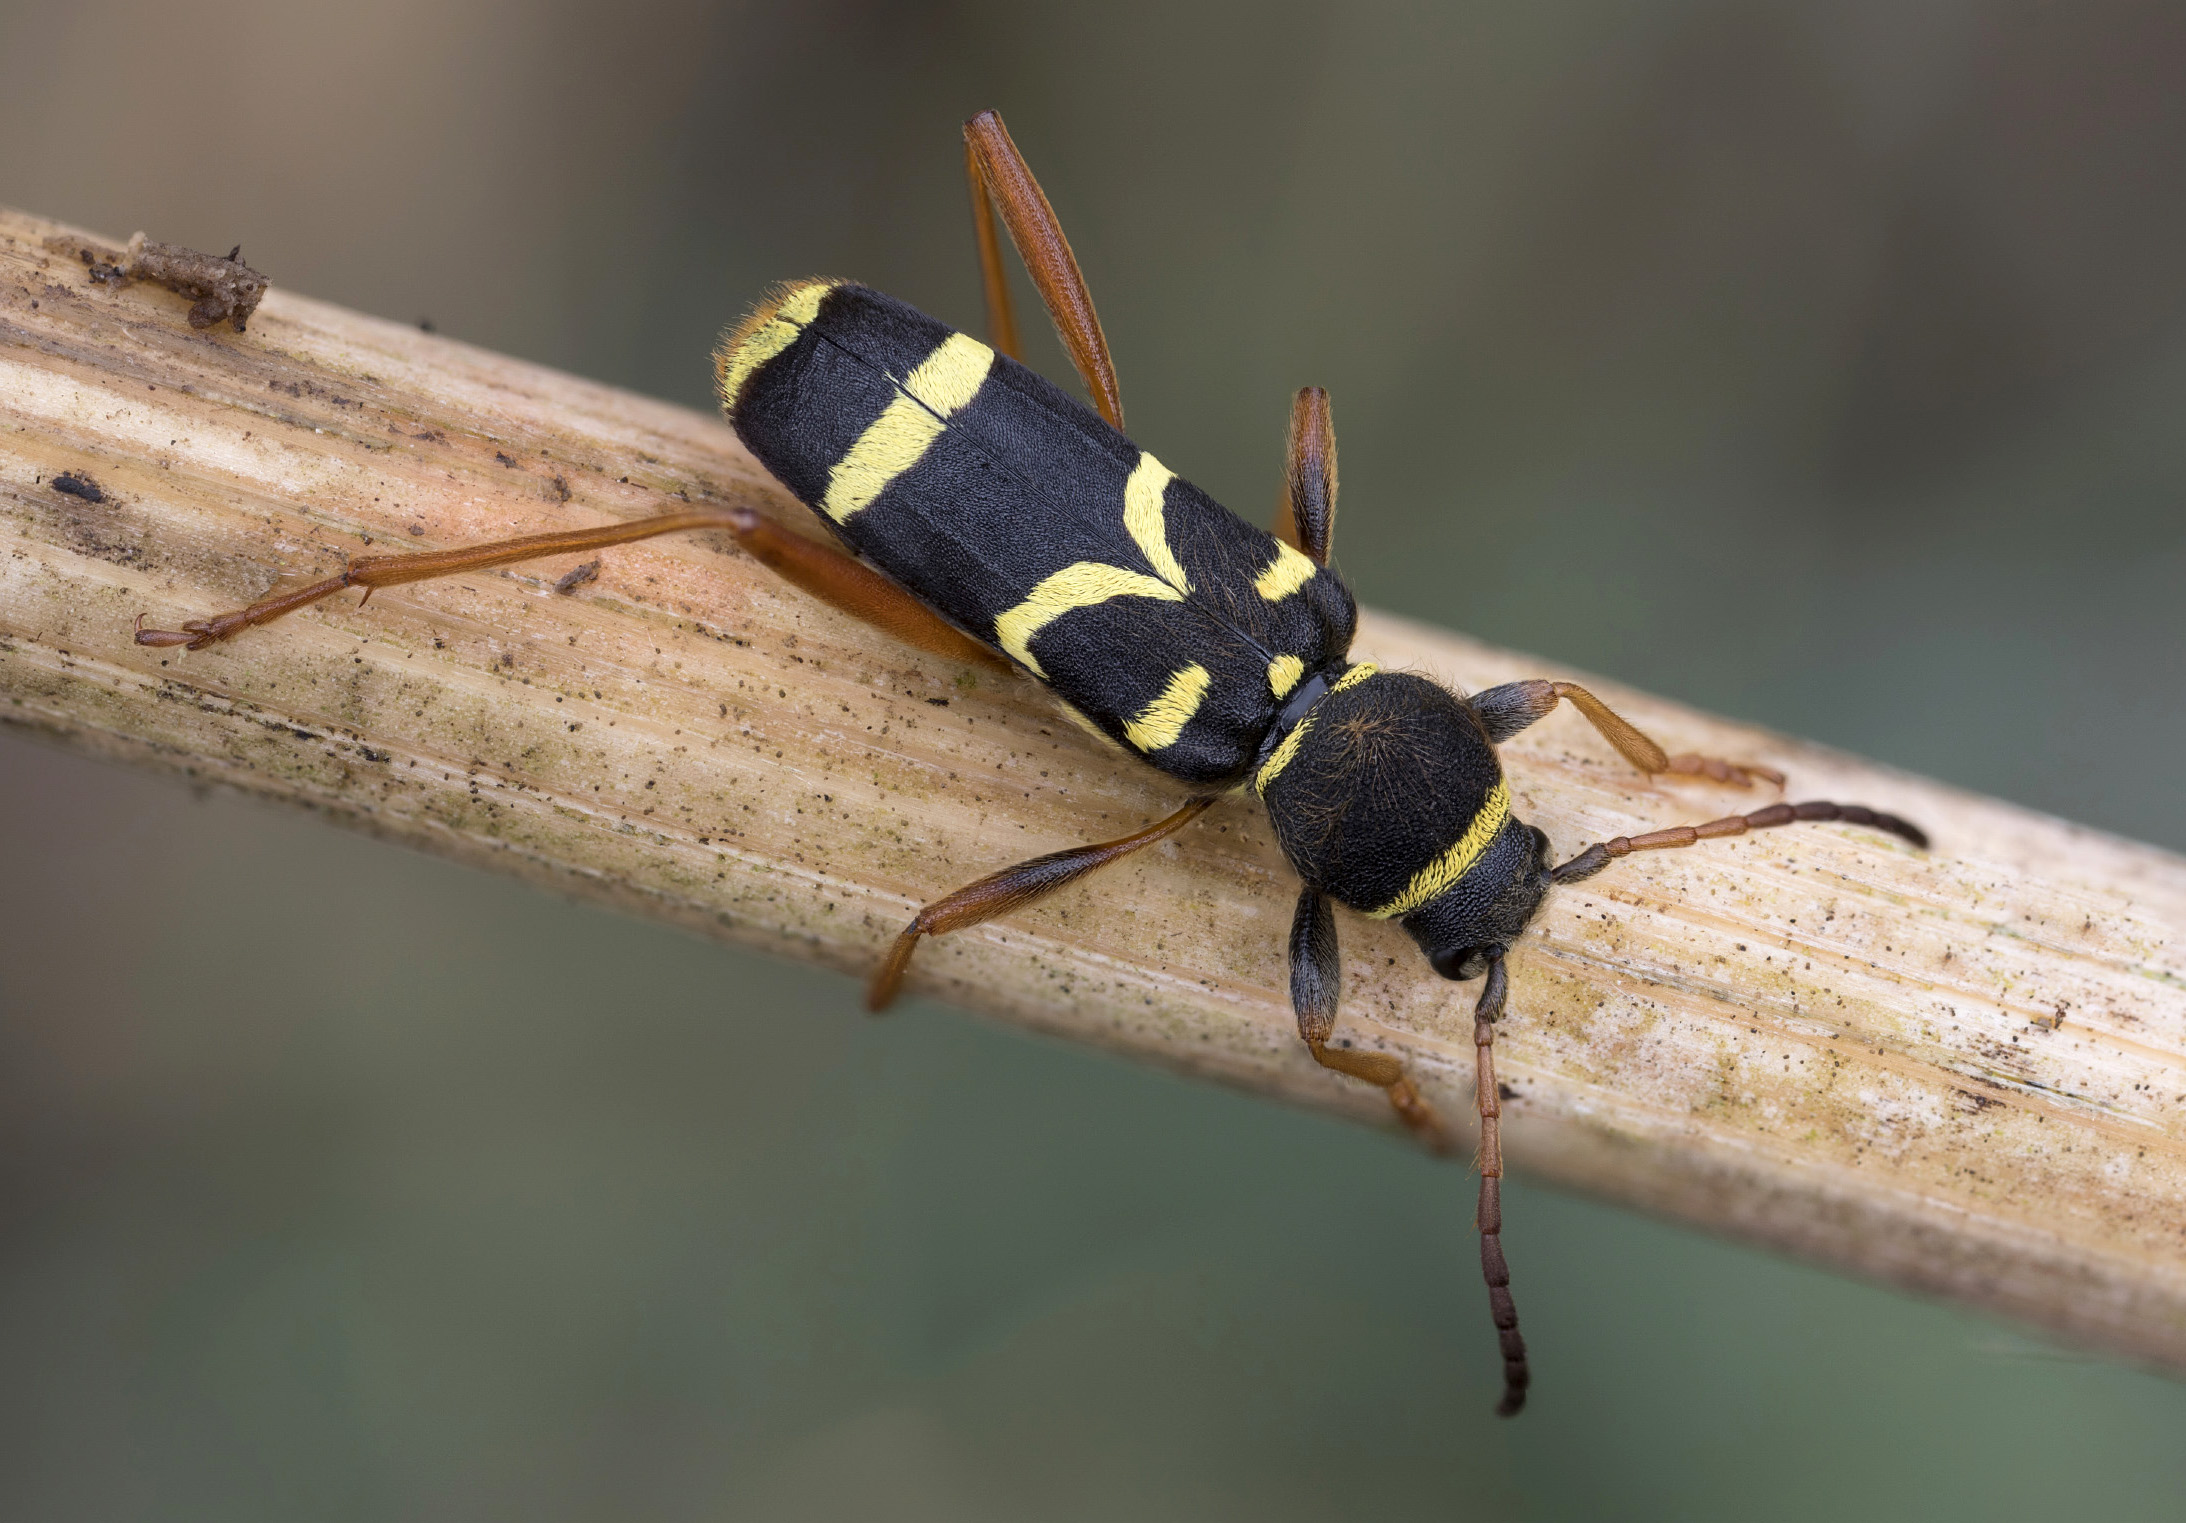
[1123, 663, 1211, 753]
[1254, 662, 1378, 795]
[716, 280, 835, 413]
[1364, 779, 1512, 920]
[821, 332, 995, 523]
[1253, 538, 1319, 603]
[993, 562, 1186, 678]
[1123, 452, 1191, 594]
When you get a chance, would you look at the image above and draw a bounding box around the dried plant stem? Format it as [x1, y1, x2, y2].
[4, 206, 2184, 1375]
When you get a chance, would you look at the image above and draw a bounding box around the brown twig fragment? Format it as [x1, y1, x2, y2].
[2, 204, 2184, 1381]
[65, 229, 269, 331]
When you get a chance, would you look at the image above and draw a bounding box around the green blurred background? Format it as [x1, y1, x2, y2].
[4, 1, 2185, 1517]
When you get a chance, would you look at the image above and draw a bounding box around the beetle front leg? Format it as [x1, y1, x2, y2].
[1469, 679, 1784, 788]
[1289, 887, 1451, 1152]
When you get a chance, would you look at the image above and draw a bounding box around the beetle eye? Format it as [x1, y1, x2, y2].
[1431, 945, 1492, 981]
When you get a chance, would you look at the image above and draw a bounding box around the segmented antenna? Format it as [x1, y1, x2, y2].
[1474, 954, 1529, 1416]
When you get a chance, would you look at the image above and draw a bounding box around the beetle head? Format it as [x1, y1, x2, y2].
[1402, 820, 1555, 981]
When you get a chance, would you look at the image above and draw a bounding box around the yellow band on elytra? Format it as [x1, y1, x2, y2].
[1252, 539, 1318, 602]
[1123, 663, 1211, 753]
[822, 332, 995, 522]
[717, 280, 833, 414]
[993, 562, 1185, 678]
[1124, 452, 1190, 594]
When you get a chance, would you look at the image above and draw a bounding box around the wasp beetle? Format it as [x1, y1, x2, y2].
[138, 110, 1927, 1415]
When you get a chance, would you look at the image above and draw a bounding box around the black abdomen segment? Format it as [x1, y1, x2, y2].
[722, 283, 1357, 786]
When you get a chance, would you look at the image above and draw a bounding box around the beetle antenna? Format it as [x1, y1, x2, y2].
[1473, 952, 1529, 1417]
[1551, 799, 1926, 885]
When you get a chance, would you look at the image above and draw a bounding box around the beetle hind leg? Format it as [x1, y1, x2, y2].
[135, 506, 763, 651]
[135, 503, 1012, 672]
[724, 508, 1010, 671]
[1288, 887, 1453, 1152]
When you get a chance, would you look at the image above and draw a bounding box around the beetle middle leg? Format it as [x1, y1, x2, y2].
[869, 795, 1217, 1011]
[1288, 887, 1452, 1151]
[1469, 678, 1785, 788]
[963, 109, 1125, 430]
[1275, 386, 1337, 563]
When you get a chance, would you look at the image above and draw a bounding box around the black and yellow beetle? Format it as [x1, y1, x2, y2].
[138, 110, 1926, 1416]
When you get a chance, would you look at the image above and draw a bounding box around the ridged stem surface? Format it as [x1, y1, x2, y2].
[4, 206, 2183, 1374]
